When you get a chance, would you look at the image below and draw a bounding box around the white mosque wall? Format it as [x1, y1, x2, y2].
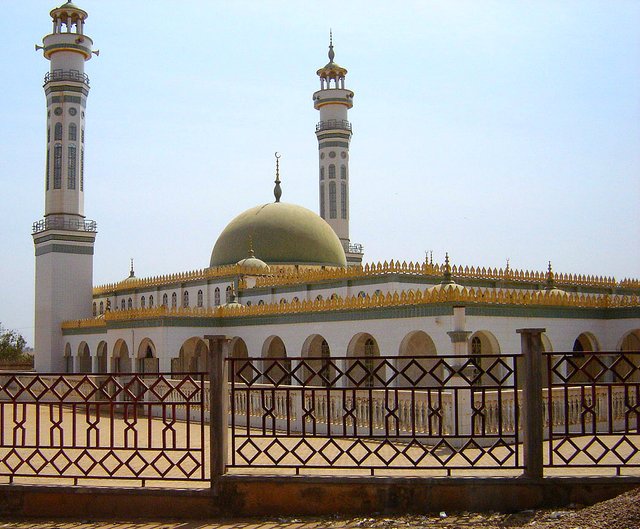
[62, 310, 640, 375]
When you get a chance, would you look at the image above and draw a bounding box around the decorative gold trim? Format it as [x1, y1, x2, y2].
[93, 260, 634, 298]
[65, 286, 639, 330]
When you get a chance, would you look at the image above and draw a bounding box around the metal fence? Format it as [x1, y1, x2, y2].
[228, 354, 521, 475]
[0, 373, 207, 485]
[545, 351, 640, 474]
[0, 340, 638, 486]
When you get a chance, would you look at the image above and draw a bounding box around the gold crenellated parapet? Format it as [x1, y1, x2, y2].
[92, 259, 633, 298]
[64, 285, 640, 330]
[92, 263, 271, 296]
[61, 317, 107, 329]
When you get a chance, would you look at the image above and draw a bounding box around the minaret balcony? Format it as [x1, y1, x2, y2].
[316, 119, 352, 132]
[44, 70, 89, 86]
[33, 217, 97, 234]
[343, 241, 364, 255]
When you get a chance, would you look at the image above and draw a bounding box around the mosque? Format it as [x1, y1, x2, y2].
[33, 1, 640, 378]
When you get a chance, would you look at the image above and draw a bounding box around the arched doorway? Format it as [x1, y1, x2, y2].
[262, 336, 291, 385]
[568, 332, 603, 383]
[398, 331, 439, 387]
[64, 343, 73, 373]
[347, 333, 381, 387]
[173, 337, 209, 375]
[96, 341, 108, 373]
[137, 338, 159, 374]
[467, 331, 502, 386]
[77, 342, 92, 373]
[228, 337, 249, 382]
[301, 334, 333, 386]
[616, 330, 640, 382]
[111, 339, 131, 373]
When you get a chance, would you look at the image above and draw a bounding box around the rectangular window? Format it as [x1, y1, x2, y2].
[68, 145, 76, 189]
[69, 123, 77, 141]
[80, 149, 84, 191]
[53, 144, 62, 189]
[46, 149, 50, 190]
[329, 181, 337, 219]
[341, 182, 347, 219]
[320, 183, 325, 218]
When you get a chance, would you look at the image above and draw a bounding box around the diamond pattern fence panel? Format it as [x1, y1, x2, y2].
[0, 372, 207, 485]
[545, 351, 640, 473]
[228, 354, 521, 475]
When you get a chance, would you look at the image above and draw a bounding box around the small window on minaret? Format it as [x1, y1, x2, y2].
[67, 145, 76, 189]
[320, 183, 325, 218]
[53, 144, 62, 189]
[341, 182, 347, 219]
[329, 181, 337, 219]
[328, 164, 336, 179]
[54, 123, 62, 141]
[320, 166, 325, 180]
[69, 123, 77, 141]
[340, 165, 346, 179]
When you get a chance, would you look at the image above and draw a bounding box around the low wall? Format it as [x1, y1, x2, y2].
[1, 476, 639, 519]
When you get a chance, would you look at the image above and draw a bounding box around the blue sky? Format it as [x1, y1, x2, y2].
[1, 1, 639, 345]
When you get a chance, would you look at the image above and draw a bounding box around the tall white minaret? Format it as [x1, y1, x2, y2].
[313, 33, 363, 265]
[32, 1, 98, 372]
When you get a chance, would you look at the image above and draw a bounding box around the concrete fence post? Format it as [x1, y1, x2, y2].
[205, 334, 230, 485]
[517, 328, 545, 479]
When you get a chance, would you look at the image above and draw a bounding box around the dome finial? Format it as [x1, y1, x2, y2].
[129, 258, 135, 278]
[442, 252, 453, 284]
[546, 261, 555, 289]
[328, 29, 335, 62]
[274, 152, 282, 203]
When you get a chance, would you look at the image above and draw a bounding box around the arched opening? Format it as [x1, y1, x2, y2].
[347, 333, 382, 387]
[467, 331, 502, 386]
[64, 343, 73, 373]
[397, 331, 439, 387]
[173, 337, 208, 375]
[616, 330, 640, 382]
[228, 337, 249, 382]
[569, 332, 602, 383]
[111, 339, 131, 373]
[96, 341, 108, 373]
[77, 341, 92, 373]
[136, 338, 159, 374]
[301, 334, 333, 386]
[262, 336, 291, 385]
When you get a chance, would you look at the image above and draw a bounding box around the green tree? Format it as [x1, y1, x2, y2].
[0, 324, 28, 361]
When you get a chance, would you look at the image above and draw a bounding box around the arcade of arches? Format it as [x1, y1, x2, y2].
[63, 329, 640, 386]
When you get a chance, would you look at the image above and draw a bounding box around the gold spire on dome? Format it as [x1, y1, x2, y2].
[274, 152, 282, 203]
[546, 261, 555, 289]
[129, 258, 135, 278]
[442, 253, 453, 284]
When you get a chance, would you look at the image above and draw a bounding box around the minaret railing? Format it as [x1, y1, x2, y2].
[44, 70, 90, 85]
[33, 217, 97, 234]
[316, 119, 352, 132]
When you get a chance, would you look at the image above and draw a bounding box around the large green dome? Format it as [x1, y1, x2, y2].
[210, 202, 347, 268]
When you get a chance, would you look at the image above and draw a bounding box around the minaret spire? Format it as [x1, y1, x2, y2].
[314, 33, 363, 265]
[328, 30, 335, 62]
